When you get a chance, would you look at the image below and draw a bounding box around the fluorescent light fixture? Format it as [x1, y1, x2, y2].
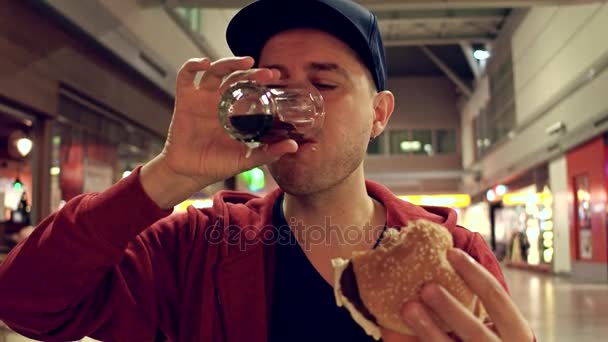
[473, 49, 491, 60]
[50, 167, 61, 176]
[400, 141, 422, 152]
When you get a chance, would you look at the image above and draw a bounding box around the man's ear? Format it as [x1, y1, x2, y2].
[370, 90, 395, 138]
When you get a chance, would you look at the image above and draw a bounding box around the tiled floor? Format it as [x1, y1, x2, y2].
[504, 267, 608, 342]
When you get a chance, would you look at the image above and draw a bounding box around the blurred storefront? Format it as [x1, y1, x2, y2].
[397, 194, 473, 232]
[49, 91, 165, 213]
[495, 186, 554, 272]
[460, 201, 492, 247]
[481, 165, 554, 273]
[0, 104, 38, 254]
[478, 133, 608, 281]
[173, 167, 278, 214]
[235, 166, 277, 195]
[565, 135, 608, 282]
[0, 1, 173, 254]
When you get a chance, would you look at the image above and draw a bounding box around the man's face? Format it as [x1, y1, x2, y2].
[259, 29, 378, 195]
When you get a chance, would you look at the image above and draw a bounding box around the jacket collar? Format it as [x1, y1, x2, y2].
[245, 179, 457, 230]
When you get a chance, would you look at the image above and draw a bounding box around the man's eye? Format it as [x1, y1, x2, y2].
[314, 83, 337, 90]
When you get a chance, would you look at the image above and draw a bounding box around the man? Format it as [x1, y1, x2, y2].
[0, 1, 533, 341]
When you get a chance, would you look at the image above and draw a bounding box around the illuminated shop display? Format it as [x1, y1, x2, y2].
[398, 194, 471, 208]
[501, 187, 554, 265]
[574, 174, 592, 259]
[460, 202, 491, 241]
[174, 198, 213, 213]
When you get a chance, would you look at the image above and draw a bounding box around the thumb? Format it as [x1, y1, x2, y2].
[242, 139, 299, 167]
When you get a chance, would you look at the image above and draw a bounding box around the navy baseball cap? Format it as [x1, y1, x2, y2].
[226, 0, 387, 91]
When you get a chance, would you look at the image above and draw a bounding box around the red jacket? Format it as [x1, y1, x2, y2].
[0, 168, 507, 342]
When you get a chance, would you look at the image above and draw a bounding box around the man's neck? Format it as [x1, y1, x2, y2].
[282, 166, 386, 254]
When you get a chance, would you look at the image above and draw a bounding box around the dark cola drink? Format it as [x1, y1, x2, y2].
[228, 114, 306, 144]
[219, 81, 324, 148]
[228, 113, 273, 139]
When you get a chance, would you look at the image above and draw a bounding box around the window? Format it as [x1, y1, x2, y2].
[367, 134, 383, 155]
[493, 102, 516, 143]
[389, 130, 411, 155]
[174, 7, 201, 32]
[53, 94, 164, 211]
[412, 129, 433, 156]
[437, 129, 456, 154]
[379, 129, 459, 157]
[474, 48, 516, 157]
[474, 107, 491, 159]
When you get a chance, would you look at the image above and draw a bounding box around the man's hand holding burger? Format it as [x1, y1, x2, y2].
[383, 248, 534, 342]
[332, 220, 534, 342]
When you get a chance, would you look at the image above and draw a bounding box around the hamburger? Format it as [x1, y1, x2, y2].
[331, 219, 487, 340]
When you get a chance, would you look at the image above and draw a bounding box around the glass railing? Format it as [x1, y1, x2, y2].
[166, 6, 218, 58]
[172, 7, 202, 33]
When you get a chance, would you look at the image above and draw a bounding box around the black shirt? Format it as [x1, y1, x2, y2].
[267, 194, 380, 342]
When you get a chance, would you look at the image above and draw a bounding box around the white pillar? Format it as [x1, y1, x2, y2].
[549, 156, 572, 274]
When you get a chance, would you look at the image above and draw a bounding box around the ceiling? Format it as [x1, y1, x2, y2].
[139, 0, 598, 96]
[386, 45, 475, 79]
[377, 8, 508, 45]
[145, 0, 597, 9]
[378, 7, 510, 91]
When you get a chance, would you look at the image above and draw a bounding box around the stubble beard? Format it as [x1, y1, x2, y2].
[268, 143, 366, 196]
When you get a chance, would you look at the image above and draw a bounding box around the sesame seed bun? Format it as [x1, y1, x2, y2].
[332, 219, 487, 339]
